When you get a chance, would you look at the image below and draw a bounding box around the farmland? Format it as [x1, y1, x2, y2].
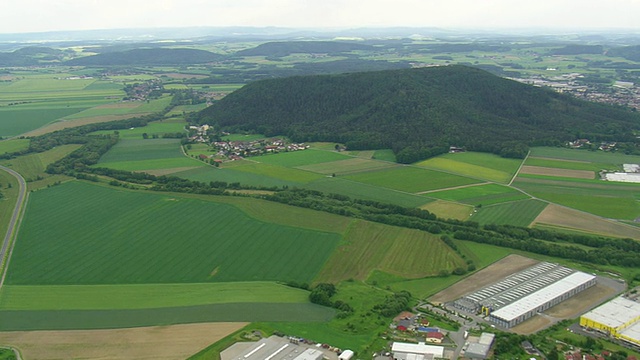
[315, 220, 466, 284]
[426, 183, 530, 206]
[6, 181, 341, 285]
[0, 322, 247, 360]
[470, 199, 548, 227]
[97, 138, 205, 172]
[416, 152, 522, 183]
[344, 166, 481, 193]
[0, 282, 311, 310]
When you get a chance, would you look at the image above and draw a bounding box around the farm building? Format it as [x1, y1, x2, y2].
[392, 342, 444, 360]
[580, 296, 640, 347]
[452, 262, 596, 328]
[339, 350, 354, 360]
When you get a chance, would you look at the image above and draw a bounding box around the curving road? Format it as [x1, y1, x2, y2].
[0, 165, 27, 289]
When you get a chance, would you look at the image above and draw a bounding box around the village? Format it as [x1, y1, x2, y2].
[187, 124, 309, 161]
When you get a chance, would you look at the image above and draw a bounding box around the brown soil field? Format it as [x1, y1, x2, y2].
[511, 316, 552, 335]
[520, 165, 595, 179]
[429, 254, 539, 304]
[24, 114, 151, 136]
[533, 204, 640, 240]
[0, 322, 247, 360]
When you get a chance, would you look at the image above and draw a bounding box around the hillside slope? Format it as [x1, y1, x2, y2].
[236, 41, 374, 57]
[196, 66, 640, 161]
[66, 48, 222, 66]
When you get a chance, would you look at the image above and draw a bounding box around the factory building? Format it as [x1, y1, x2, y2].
[580, 296, 640, 347]
[391, 342, 444, 360]
[453, 262, 596, 328]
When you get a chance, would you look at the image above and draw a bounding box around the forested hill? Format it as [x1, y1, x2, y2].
[236, 41, 374, 57]
[196, 65, 640, 162]
[66, 48, 222, 66]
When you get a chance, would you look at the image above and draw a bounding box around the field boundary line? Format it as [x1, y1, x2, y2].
[0, 165, 27, 290]
[509, 150, 530, 186]
[415, 181, 489, 195]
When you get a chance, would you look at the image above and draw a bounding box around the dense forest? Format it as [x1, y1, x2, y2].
[195, 65, 640, 162]
[235, 41, 375, 57]
[607, 45, 640, 62]
[66, 48, 222, 66]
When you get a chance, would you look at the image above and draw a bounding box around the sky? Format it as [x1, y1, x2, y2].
[1, 0, 640, 34]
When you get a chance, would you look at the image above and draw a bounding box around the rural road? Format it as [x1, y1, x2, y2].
[0, 164, 27, 289]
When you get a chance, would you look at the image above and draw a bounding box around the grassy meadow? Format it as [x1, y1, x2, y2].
[427, 183, 530, 206]
[344, 166, 481, 193]
[470, 199, 548, 227]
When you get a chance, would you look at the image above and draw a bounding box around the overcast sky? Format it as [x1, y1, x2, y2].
[1, 0, 640, 34]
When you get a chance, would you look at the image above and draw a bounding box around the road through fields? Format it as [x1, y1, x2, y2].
[0, 165, 27, 289]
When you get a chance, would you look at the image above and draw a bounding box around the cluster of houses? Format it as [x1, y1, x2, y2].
[210, 138, 309, 159]
[392, 312, 445, 344]
[567, 138, 617, 151]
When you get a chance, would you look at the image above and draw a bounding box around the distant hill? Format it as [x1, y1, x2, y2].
[607, 45, 640, 62]
[0, 46, 63, 66]
[66, 48, 222, 66]
[236, 41, 374, 57]
[548, 45, 603, 55]
[196, 66, 640, 162]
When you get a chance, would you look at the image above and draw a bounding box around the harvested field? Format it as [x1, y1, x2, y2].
[23, 114, 149, 136]
[511, 316, 552, 335]
[519, 165, 595, 179]
[429, 255, 539, 304]
[532, 204, 640, 240]
[420, 200, 472, 221]
[0, 322, 246, 360]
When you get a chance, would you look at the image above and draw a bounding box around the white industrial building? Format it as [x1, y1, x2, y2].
[488, 272, 595, 328]
[224, 336, 330, 360]
[392, 342, 444, 360]
[464, 333, 495, 360]
[453, 262, 596, 328]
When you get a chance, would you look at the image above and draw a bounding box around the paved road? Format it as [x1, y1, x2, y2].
[0, 165, 27, 289]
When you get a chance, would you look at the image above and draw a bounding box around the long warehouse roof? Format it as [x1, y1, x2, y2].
[491, 272, 595, 322]
[582, 296, 640, 329]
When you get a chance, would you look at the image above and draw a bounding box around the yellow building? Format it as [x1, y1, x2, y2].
[580, 296, 640, 346]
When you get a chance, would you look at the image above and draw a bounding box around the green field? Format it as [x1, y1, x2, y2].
[254, 149, 351, 167]
[297, 158, 399, 175]
[344, 166, 481, 193]
[305, 177, 433, 207]
[530, 147, 640, 164]
[0, 107, 88, 137]
[0, 144, 81, 181]
[0, 139, 29, 154]
[175, 166, 302, 188]
[525, 157, 618, 172]
[97, 138, 204, 171]
[372, 149, 397, 162]
[315, 220, 465, 283]
[427, 183, 530, 206]
[91, 119, 187, 139]
[0, 303, 334, 331]
[416, 152, 522, 183]
[514, 177, 640, 220]
[232, 162, 323, 183]
[0, 282, 309, 310]
[470, 199, 548, 227]
[6, 181, 340, 285]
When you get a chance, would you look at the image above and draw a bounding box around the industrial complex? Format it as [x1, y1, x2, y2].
[580, 295, 640, 347]
[452, 262, 596, 328]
